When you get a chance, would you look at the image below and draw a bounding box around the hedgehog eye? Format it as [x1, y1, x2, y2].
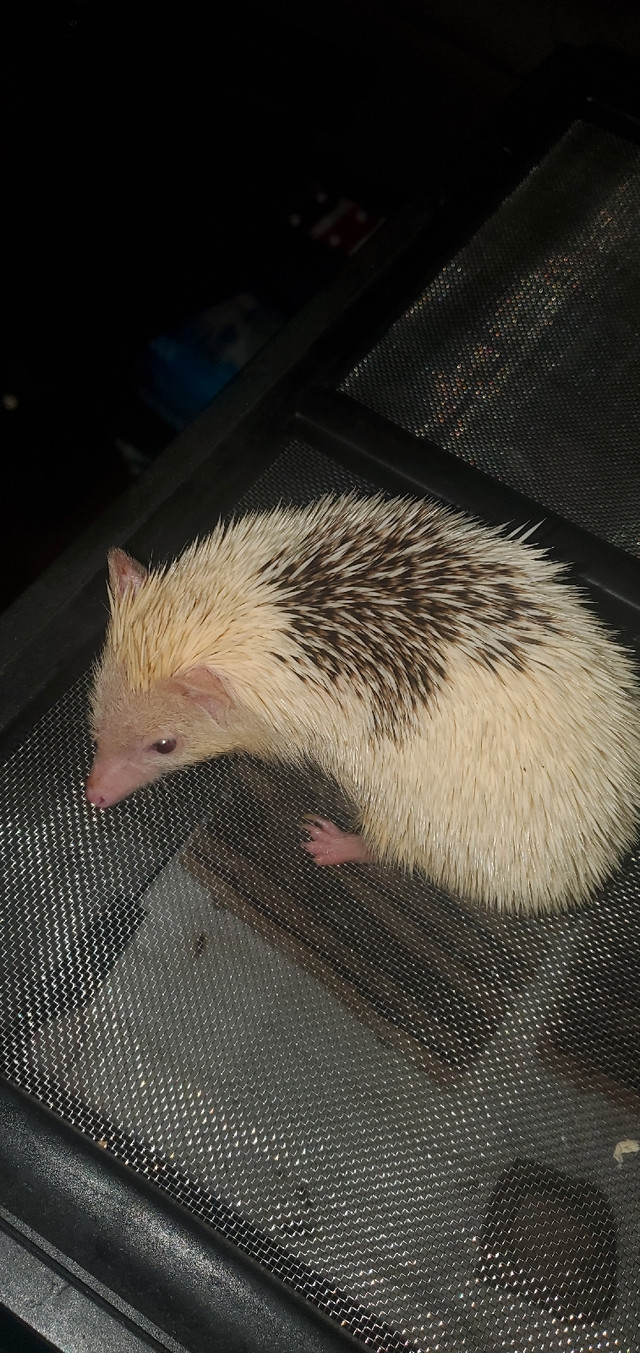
[150, 738, 177, 755]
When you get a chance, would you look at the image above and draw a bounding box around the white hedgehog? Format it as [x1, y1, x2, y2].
[86, 493, 640, 915]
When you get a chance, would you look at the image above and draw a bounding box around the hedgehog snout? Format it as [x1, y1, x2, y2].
[85, 748, 156, 809]
[85, 771, 116, 808]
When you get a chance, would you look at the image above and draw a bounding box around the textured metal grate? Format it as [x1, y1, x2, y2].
[1, 441, 640, 1352]
[341, 120, 640, 558]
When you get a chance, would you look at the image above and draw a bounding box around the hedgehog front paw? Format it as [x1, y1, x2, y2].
[300, 815, 371, 866]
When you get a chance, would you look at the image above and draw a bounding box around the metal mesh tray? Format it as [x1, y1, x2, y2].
[341, 120, 640, 559]
[2, 442, 640, 1352]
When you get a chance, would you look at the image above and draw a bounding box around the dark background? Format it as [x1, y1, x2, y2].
[0, 1307, 57, 1353]
[3, 0, 640, 614]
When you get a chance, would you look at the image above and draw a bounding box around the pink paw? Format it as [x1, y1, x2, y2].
[301, 815, 370, 867]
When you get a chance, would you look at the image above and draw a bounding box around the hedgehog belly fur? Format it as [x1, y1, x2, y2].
[276, 603, 640, 912]
[332, 636, 640, 914]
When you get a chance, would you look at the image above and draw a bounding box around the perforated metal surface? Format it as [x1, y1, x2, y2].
[2, 442, 640, 1352]
[341, 120, 640, 558]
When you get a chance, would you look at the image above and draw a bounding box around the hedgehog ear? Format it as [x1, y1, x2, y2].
[165, 667, 233, 724]
[108, 548, 148, 598]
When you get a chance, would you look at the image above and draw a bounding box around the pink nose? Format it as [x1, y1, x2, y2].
[85, 776, 107, 808]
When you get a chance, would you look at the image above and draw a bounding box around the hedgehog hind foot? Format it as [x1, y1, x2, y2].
[300, 815, 371, 867]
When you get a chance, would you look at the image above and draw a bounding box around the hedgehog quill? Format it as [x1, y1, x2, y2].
[86, 493, 640, 914]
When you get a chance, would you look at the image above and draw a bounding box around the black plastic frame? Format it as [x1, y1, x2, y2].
[0, 1081, 365, 1353]
[2, 43, 640, 1353]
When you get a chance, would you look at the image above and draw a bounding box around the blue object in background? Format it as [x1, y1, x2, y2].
[137, 292, 286, 430]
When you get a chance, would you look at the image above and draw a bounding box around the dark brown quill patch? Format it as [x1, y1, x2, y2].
[261, 499, 556, 739]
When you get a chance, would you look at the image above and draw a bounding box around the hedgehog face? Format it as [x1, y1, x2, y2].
[86, 663, 238, 808]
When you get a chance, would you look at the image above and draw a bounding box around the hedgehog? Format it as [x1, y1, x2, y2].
[86, 492, 640, 915]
